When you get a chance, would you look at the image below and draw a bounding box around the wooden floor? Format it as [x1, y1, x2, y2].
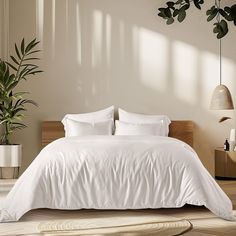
[0, 180, 236, 236]
[183, 180, 236, 235]
[217, 180, 236, 208]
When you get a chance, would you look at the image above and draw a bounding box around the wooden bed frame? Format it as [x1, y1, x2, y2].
[41, 121, 194, 148]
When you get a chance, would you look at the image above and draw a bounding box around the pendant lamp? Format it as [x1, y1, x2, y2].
[210, 1, 234, 110]
[210, 39, 234, 110]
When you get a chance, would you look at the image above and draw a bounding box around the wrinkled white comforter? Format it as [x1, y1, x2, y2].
[0, 136, 234, 222]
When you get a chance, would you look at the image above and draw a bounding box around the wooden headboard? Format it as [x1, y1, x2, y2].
[41, 120, 194, 148]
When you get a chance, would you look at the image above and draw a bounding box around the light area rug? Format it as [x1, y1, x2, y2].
[157, 208, 236, 236]
[0, 209, 192, 236]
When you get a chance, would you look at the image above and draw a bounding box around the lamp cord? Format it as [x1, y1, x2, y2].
[220, 37, 222, 85]
[216, 0, 222, 85]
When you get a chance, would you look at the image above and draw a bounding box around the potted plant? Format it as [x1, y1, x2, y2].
[0, 38, 42, 179]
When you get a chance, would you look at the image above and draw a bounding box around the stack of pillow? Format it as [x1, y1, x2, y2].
[62, 106, 171, 137]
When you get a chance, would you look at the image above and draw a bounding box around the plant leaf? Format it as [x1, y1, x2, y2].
[213, 20, 229, 39]
[207, 9, 218, 22]
[25, 50, 41, 56]
[5, 62, 17, 71]
[180, 4, 190, 11]
[167, 1, 175, 8]
[178, 10, 186, 22]
[231, 4, 236, 17]
[14, 44, 21, 60]
[173, 9, 179, 17]
[164, 8, 172, 18]
[193, 0, 201, 9]
[6, 81, 18, 91]
[12, 122, 27, 128]
[3, 66, 10, 84]
[21, 38, 25, 54]
[176, 0, 182, 4]
[167, 17, 174, 24]
[10, 56, 20, 65]
[23, 58, 40, 61]
[5, 74, 15, 88]
[29, 70, 43, 75]
[224, 6, 231, 14]
[25, 38, 37, 53]
[11, 92, 29, 100]
[219, 9, 228, 19]
[21, 63, 39, 67]
[25, 40, 40, 53]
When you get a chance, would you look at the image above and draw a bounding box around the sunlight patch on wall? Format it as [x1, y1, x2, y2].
[51, 0, 55, 59]
[132, 25, 139, 71]
[138, 28, 168, 92]
[76, 1, 82, 64]
[105, 14, 111, 66]
[119, 21, 125, 62]
[92, 10, 103, 67]
[222, 57, 235, 95]
[201, 52, 219, 110]
[220, 58, 236, 125]
[36, 0, 44, 48]
[173, 41, 198, 105]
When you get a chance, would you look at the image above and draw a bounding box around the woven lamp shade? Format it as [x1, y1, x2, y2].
[210, 84, 234, 110]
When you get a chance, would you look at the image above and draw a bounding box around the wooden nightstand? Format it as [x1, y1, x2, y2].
[215, 148, 236, 179]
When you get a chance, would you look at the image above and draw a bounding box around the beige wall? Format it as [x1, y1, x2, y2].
[7, 0, 236, 175]
[0, 0, 9, 60]
[0, 0, 3, 58]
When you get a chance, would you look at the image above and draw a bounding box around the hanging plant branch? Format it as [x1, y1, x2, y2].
[208, 1, 236, 39]
[158, 1, 204, 25]
[157, 0, 236, 39]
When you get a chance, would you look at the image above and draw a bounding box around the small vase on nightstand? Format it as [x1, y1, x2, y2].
[230, 141, 235, 151]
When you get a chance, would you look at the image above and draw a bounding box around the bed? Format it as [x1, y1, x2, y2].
[0, 120, 234, 222]
[41, 120, 194, 147]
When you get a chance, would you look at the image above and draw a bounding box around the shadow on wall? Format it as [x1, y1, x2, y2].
[14, 0, 236, 174]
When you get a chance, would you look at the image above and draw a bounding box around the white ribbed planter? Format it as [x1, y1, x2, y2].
[0, 144, 22, 179]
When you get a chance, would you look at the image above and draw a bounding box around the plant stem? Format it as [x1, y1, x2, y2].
[15, 54, 25, 81]
[4, 122, 8, 144]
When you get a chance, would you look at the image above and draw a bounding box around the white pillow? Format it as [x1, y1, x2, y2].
[64, 119, 113, 137]
[118, 108, 171, 136]
[115, 120, 164, 136]
[62, 106, 115, 135]
[62, 106, 114, 123]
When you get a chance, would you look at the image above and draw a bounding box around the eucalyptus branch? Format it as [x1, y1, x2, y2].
[158, 0, 236, 39]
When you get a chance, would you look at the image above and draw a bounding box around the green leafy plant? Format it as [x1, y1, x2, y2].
[0, 38, 42, 145]
[158, 0, 236, 39]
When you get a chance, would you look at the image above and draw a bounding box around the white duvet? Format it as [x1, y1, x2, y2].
[0, 135, 234, 222]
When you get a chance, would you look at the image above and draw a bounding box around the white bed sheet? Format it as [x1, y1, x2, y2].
[0, 135, 234, 222]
